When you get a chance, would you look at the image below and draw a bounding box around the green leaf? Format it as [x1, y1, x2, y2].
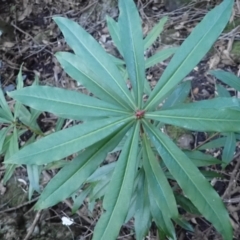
[134, 173, 151, 240]
[56, 52, 134, 110]
[145, 47, 178, 69]
[143, 134, 178, 219]
[199, 137, 226, 150]
[9, 86, 130, 120]
[145, 0, 234, 110]
[0, 127, 9, 152]
[161, 81, 191, 109]
[54, 17, 136, 110]
[143, 121, 232, 240]
[222, 132, 236, 167]
[93, 122, 139, 240]
[89, 178, 109, 203]
[87, 162, 116, 182]
[6, 116, 133, 165]
[3, 127, 18, 184]
[184, 150, 221, 167]
[210, 70, 240, 91]
[27, 164, 41, 199]
[118, 0, 145, 107]
[216, 84, 231, 97]
[72, 187, 92, 214]
[0, 88, 13, 122]
[14, 65, 24, 120]
[148, 186, 176, 240]
[146, 103, 240, 132]
[106, 16, 122, 55]
[200, 170, 223, 180]
[144, 16, 168, 50]
[175, 194, 200, 215]
[174, 217, 194, 232]
[35, 124, 132, 210]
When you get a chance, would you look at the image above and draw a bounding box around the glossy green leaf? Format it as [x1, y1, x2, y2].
[145, 47, 178, 69]
[143, 121, 232, 240]
[146, 105, 240, 132]
[54, 17, 136, 110]
[222, 132, 236, 167]
[93, 122, 139, 240]
[184, 150, 221, 167]
[9, 86, 130, 120]
[145, 0, 234, 110]
[35, 124, 131, 209]
[118, 0, 145, 107]
[106, 16, 122, 55]
[143, 134, 178, 219]
[161, 81, 191, 109]
[56, 52, 134, 110]
[148, 186, 176, 240]
[144, 16, 168, 50]
[134, 173, 151, 240]
[6, 116, 133, 165]
[210, 70, 240, 91]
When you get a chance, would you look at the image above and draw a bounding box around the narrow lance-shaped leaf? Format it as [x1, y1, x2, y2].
[161, 81, 191, 110]
[145, 47, 178, 69]
[6, 116, 133, 165]
[222, 132, 236, 167]
[146, 107, 240, 132]
[56, 52, 133, 110]
[143, 121, 232, 240]
[145, 0, 234, 110]
[35, 123, 132, 210]
[8, 86, 131, 120]
[93, 122, 140, 240]
[0, 88, 13, 122]
[148, 186, 176, 240]
[134, 173, 151, 240]
[106, 16, 123, 55]
[144, 16, 168, 50]
[217, 84, 231, 97]
[54, 17, 136, 110]
[210, 70, 240, 91]
[184, 150, 221, 167]
[143, 134, 178, 219]
[3, 127, 18, 184]
[118, 0, 145, 107]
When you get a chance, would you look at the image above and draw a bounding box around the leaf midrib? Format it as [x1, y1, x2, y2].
[145, 2, 230, 109]
[100, 124, 138, 239]
[147, 125, 226, 235]
[62, 21, 136, 110]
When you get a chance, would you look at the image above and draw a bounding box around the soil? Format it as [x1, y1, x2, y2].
[0, 0, 240, 239]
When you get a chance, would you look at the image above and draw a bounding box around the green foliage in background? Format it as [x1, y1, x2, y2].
[4, 0, 236, 239]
